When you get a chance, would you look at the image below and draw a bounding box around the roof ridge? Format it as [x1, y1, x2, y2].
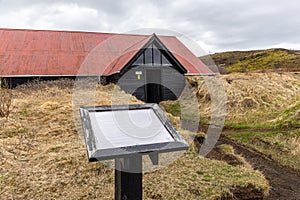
[106, 35, 152, 74]
[122, 35, 152, 52]
[0, 28, 156, 37]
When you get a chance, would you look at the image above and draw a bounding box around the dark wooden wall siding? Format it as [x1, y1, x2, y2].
[117, 67, 146, 101]
[161, 67, 186, 100]
[108, 73, 121, 84]
[4, 76, 102, 88]
[3, 76, 78, 88]
[117, 66, 185, 102]
[133, 85, 146, 102]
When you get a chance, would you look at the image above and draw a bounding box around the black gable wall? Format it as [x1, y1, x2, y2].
[112, 37, 186, 103]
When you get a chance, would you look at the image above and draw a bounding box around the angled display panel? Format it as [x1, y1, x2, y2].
[80, 104, 188, 161]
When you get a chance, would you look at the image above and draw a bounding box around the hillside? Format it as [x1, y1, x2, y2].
[163, 72, 300, 170]
[163, 72, 300, 198]
[202, 48, 300, 73]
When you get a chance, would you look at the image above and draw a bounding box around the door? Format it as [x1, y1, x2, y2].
[146, 69, 161, 103]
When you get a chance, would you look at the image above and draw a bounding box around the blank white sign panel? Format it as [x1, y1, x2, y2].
[89, 109, 174, 150]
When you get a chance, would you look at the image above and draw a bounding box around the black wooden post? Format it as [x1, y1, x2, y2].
[115, 154, 143, 200]
[80, 104, 189, 200]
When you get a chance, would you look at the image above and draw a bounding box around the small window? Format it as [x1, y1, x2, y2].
[144, 47, 153, 64]
[133, 53, 144, 65]
[132, 43, 172, 66]
[162, 53, 171, 65]
[153, 45, 161, 65]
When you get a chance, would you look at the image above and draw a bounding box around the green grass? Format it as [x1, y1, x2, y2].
[161, 100, 299, 130]
[226, 130, 300, 172]
[275, 102, 300, 128]
[226, 131, 282, 141]
[225, 102, 299, 130]
[161, 101, 181, 117]
[218, 144, 234, 154]
[224, 122, 274, 130]
[227, 49, 297, 72]
[160, 100, 200, 123]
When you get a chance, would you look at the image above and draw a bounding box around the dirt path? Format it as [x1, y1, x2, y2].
[216, 135, 300, 200]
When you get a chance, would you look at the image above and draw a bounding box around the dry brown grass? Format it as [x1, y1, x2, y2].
[185, 72, 300, 171]
[0, 80, 13, 118]
[143, 153, 268, 200]
[0, 79, 269, 199]
[187, 72, 300, 128]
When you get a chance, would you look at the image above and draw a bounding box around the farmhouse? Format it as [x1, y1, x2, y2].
[0, 28, 213, 103]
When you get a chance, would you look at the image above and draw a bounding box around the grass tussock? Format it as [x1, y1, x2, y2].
[144, 153, 269, 200]
[186, 72, 300, 129]
[0, 79, 13, 118]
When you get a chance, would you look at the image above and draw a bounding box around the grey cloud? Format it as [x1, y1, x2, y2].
[0, 0, 299, 52]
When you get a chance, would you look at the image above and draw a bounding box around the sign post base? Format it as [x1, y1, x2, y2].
[115, 154, 143, 200]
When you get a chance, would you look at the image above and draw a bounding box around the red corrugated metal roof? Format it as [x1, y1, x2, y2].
[158, 36, 213, 75]
[78, 34, 151, 76]
[0, 28, 213, 76]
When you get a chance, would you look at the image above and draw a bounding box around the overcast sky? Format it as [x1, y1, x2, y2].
[0, 0, 299, 53]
